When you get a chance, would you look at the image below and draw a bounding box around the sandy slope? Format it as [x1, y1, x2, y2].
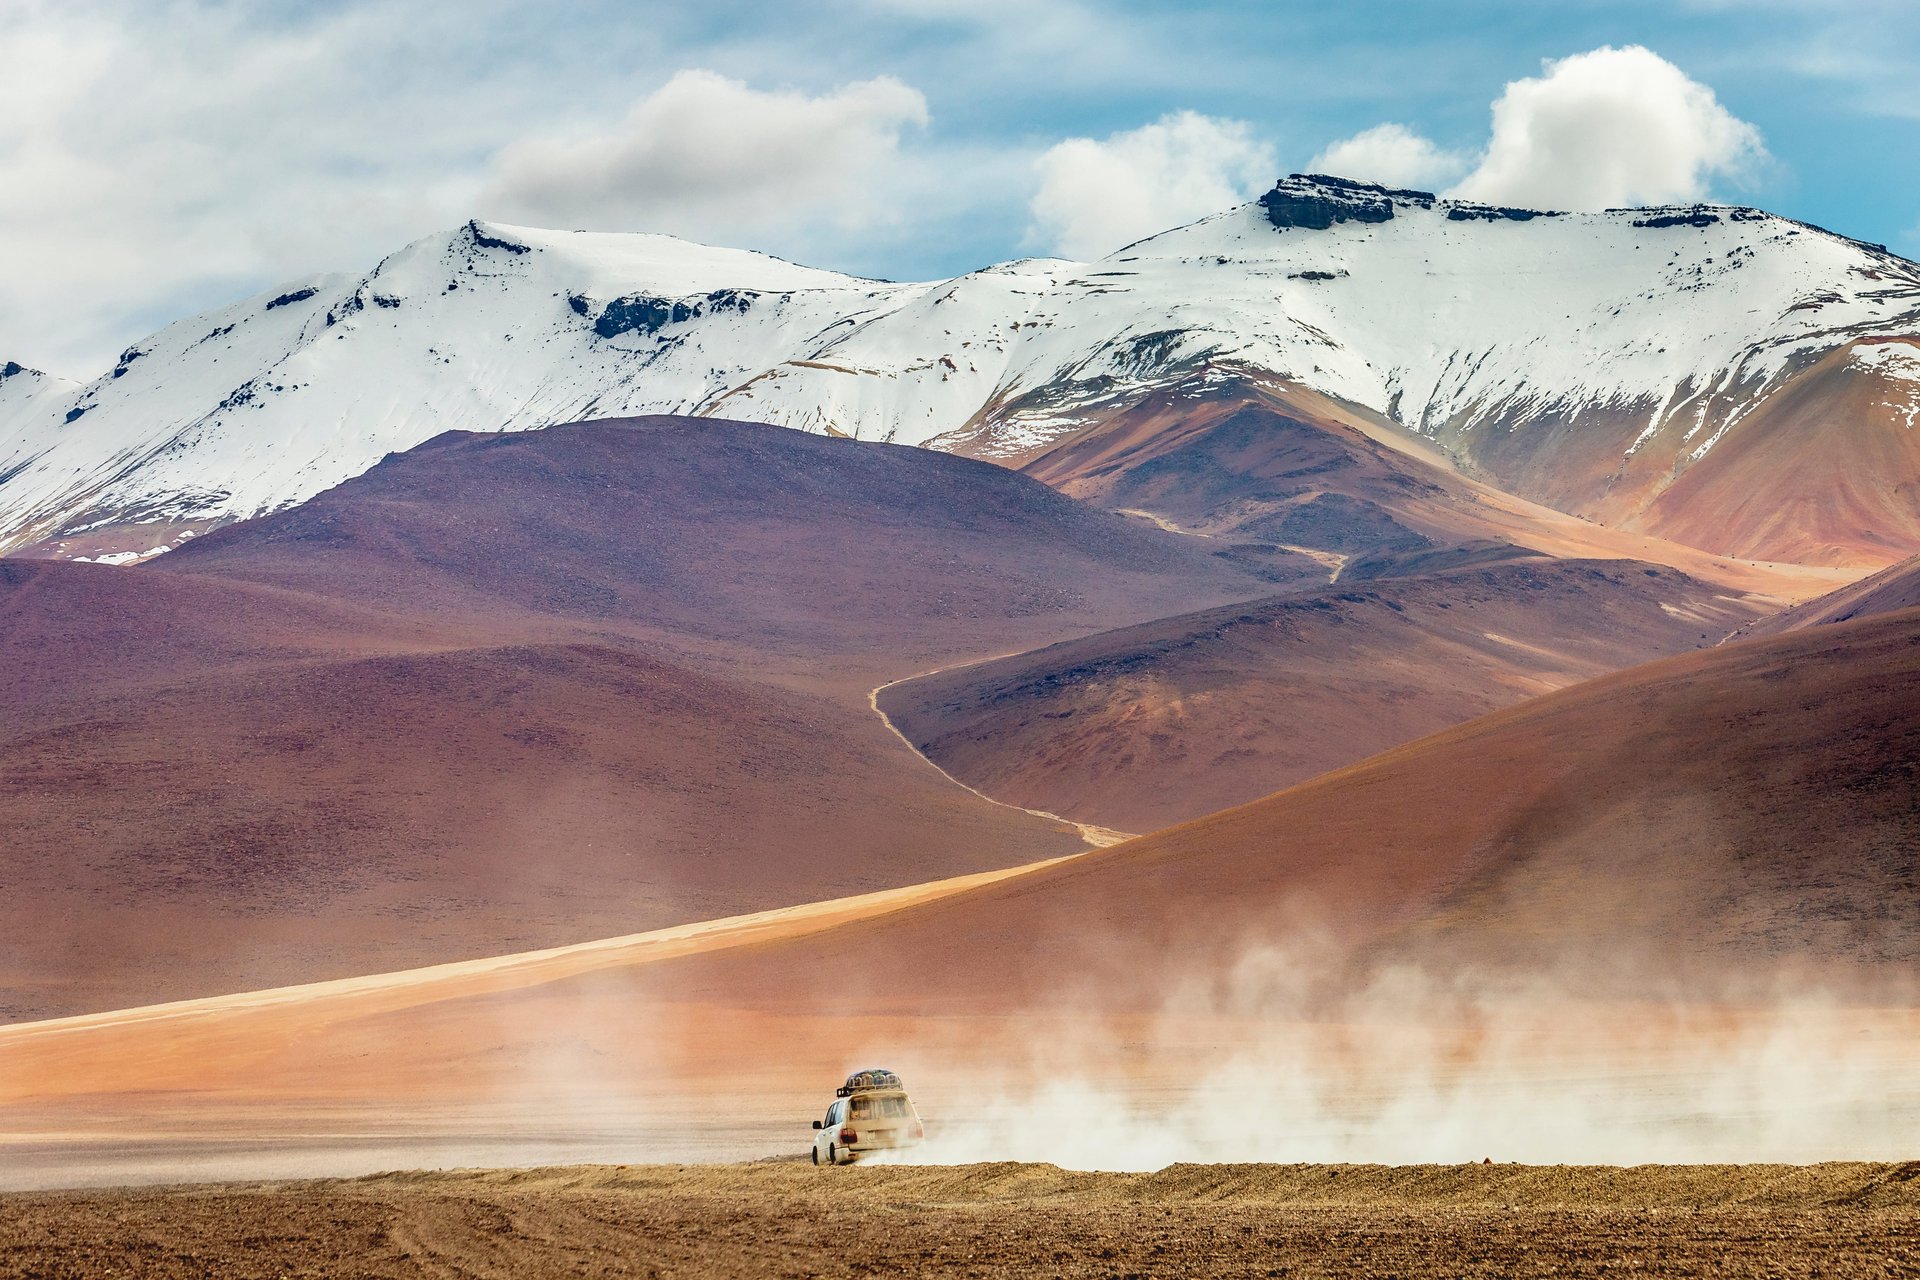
[0, 855, 1072, 1049]
[692, 607, 1920, 1016]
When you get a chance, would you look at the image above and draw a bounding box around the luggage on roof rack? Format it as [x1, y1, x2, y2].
[836, 1067, 904, 1097]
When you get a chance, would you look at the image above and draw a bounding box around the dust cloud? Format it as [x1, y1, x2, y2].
[869, 946, 1920, 1169]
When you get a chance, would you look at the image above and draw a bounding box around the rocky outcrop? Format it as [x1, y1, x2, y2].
[570, 288, 759, 341]
[464, 220, 531, 255]
[1632, 208, 1723, 229]
[1260, 174, 1433, 231]
[1446, 204, 1563, 223]
[264, 287, 318, 311]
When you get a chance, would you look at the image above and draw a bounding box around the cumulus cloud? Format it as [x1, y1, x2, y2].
[1028, 112, 1275, 260]
[0, 0, 562, 376]
[0, 3, 981, 378]
[481, 71, 931, 242]
[1448, 45, 1768, 209]
[1306, 123, 1470, 191]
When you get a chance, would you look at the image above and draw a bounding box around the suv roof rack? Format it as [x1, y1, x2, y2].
[836, 1067, 904, 1097]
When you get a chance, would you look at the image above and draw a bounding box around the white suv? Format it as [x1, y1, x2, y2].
[810, 1068, 926, 1164]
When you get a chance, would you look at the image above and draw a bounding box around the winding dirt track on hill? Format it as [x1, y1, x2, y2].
[3, 1161, 1917, 1279]
[869, 670, 1135, 846]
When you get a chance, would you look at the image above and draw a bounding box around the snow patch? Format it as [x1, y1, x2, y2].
[1850, 340, 1920, 429]
[1849, 340, 1920, 383]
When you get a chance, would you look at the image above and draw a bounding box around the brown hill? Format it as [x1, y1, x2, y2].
[877, 559, 1765, 832]
[5, 612, 1916, 1167]
[1012, 373, 1856, 605]
[0, 416, 1292, 1020]
[6, 596, 1917, 1169]
[0, 636, 1088, 1020]
[677, 604, 1920, 1016]
[1620, 339, 1920, 568]
[1272, 337, 1920, 570]
[1016, 376, 1526, 559]
[1735, 549, 1920, 639]
[157, 414, 1310, 665]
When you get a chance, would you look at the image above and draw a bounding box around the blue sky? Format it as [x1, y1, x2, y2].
[3, 0, 1915, 376]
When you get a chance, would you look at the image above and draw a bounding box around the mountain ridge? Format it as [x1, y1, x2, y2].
[3, 178, 1917, 566]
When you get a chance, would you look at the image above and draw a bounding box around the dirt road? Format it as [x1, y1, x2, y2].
[4, 1161, 1916, 1278]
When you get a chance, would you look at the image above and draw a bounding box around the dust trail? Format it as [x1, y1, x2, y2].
[864, 954, 1920, 1169]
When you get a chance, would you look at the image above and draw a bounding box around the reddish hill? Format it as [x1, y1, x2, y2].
[158, 415, 1309, 667]
[1016, 377, 1489, 558]
[0, 635, 1101, 1020]
[1608, 339, 1920, 568]
[0, 558, 454, 718]
[4, 611, 1916, 1162]
[1010, 374, 1857, 607]
[0, 416, 1294, 1020]
[878, 559, 1764, 832]
[670, 605, 1920, 1014]
[1401, 340, 1920, 571]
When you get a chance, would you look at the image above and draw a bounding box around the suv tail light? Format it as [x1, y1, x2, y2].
[839, 1128, 857, 1145]
[912, 1120, 925, 1140]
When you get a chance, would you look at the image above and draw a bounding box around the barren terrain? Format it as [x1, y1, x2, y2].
[4, 1162, 1917, 1279]
[0, 416, 1290, 1019]
[878, 557, 1763, 830]
[1738, 548, 1920, 638]
[1014, 376, 1865, 592]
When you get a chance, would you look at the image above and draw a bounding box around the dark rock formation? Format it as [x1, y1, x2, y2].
[1446, 204, 1563, 223]
[465, 221, 530, 255]
[570, 294, 698, 340]
[265, 287, 319, 311]
[1632, 209, 1722, 229]
[704, 288, 755, 314]
[568, 288, 758, 340]
[1260, 174, 1433, 231]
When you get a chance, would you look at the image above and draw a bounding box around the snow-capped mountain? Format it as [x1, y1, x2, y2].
[4, 176, 1918, 565]
[0, 359, 77, 454]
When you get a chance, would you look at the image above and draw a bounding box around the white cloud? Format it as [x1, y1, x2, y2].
[1448, 45, 1768, 209]
[0, 4, 983, 378]
[0, 1, 541, 377]
[1028, 112, 1275, 260]
[1306, 124, 1469, 191]
[480, 71, 930, 243]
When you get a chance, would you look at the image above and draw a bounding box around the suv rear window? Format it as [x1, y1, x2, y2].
[850, 1094, 910, 1120]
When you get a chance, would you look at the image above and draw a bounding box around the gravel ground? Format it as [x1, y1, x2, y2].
[3, 1160, 1917, 1278]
